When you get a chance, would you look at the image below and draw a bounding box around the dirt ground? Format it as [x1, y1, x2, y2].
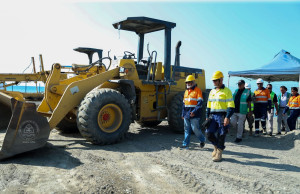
[0, 121, 299, 194]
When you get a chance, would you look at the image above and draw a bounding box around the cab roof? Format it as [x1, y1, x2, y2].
[112, 17, 176, 34]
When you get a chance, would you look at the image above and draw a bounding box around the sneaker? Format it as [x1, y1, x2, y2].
[180, 145, 189, 149]
[269, 132, 272, 136]
[254, 131, 259, 137]
[234, 138, 242, 143]
[200, 142, 205, 148]
[276, 132, 281, 135]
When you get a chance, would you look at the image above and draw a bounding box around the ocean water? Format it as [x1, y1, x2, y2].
[2, 81, 298, 96]
[3, 86, 45, 93]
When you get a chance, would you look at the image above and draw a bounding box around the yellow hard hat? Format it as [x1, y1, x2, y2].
[185, 75, 195, 82]
[211, 71, 224, 80]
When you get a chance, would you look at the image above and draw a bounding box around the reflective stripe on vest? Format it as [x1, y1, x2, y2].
[184, 87, 203, 108]
[254, 88, 270, 103]
[270, 91, 275, 108]
[207, 86, 235, 113]
[287, 95, 300, 109]
[233, 89, 250, 114]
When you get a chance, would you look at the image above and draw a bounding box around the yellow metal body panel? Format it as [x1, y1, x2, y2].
[0, 91, 25, 102]
[33, 58, 205, 128]
[37, 63, 119, 129]
[118, 59, 206, 122]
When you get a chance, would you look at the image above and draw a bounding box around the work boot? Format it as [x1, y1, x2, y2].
[213, 149, 223, 162]
[200, 142, 205, 148]
[212, 146, 218, 158]
[234, 138, 242, 143]
[263, 128, 267, 135]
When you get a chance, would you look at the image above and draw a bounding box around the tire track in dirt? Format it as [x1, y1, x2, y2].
[146, 148, 275, 194]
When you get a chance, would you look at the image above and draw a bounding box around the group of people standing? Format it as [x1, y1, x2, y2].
[180, 71, 300, 162]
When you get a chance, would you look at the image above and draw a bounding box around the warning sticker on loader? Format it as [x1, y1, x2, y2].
[70, 86, 79, 95]
[18, 120, 40, 143]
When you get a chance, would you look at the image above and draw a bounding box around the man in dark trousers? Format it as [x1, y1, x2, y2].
[206, 71, 235, 162]
[253, 78, 271, 137]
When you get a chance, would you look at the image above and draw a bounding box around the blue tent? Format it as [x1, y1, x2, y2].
[228, 50, 300, 82]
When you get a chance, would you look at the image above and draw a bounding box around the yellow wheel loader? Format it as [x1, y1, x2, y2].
[0, 17, 207, 160]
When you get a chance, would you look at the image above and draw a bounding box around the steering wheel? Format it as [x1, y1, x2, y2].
[123, 51, 135, 59]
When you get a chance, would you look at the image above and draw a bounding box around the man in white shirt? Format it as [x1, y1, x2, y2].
[276, 86, 291, 135]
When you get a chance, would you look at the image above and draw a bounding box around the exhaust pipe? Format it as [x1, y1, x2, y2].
[0, 92, 50, 160]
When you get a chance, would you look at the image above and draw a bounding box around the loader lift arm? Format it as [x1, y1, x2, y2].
[0, 63, 120, 160]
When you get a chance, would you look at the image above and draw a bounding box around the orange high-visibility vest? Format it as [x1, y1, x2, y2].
[183, 87, 203, 107]
[254, 88, 271, 103]
[287, 95, 300, 109]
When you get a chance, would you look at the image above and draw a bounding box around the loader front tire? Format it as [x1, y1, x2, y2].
[56, 115, 78, 133]
[77, 88, 131, 145]
[168, 92, 184, 133]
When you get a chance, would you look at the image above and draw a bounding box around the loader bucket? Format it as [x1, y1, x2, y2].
[0, 92, 50, 160]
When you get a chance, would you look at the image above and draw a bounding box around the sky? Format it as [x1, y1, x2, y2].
[0, 0, 300, 91]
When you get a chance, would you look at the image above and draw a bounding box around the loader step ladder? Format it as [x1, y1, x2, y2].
[142, 80, 176, 121]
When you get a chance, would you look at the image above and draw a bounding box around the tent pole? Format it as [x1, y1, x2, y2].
[228, 75, 230, 88]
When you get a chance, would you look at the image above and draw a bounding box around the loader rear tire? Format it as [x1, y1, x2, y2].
[137, 121, 162, 128]
[168, 92, 184, 133]
[77, 88, 131, 145]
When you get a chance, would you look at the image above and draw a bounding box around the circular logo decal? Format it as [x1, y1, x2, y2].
[18, 120, 40, 142]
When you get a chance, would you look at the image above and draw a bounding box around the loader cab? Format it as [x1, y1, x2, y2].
[113, 17, 176, 81]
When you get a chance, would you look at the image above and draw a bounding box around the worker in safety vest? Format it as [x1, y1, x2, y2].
[230, 79, 252, 143]
[206, 71, 235, 162]
[253, 78, 271, 136]
[181, 75, 206, 149]
[283, 87, 300, 131]
[266, 84, 279, 136]
[276, 86, 291, 134]
[244, 83, 254, 135]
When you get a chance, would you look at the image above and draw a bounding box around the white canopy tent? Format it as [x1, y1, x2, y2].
[228, 50, 300, 88]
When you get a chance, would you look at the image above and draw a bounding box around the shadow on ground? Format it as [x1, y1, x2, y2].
[0, 143, 82, 169]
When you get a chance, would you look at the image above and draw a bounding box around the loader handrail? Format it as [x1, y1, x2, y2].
[76, 51, 112, 73]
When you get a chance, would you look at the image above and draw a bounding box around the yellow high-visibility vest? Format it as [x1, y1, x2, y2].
[207, 86, 235, 112]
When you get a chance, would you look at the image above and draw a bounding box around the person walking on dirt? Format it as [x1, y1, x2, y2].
[206, 71, 235, 162]
[276, 86, 291, 135]
[244, 83, 254, 135]
[266, 84, 279, 136]
[181, 75, 206, 149]
[230, 80, 252, 143]
[283, 87, 300, 132]
[253, 78, 271, 137]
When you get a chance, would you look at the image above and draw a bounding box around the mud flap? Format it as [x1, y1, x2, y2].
[0, 96, 50, 160]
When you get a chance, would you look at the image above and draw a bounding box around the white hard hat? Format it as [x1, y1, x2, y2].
[245, 83, 251, 89]
[256, 78, 264, 84]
